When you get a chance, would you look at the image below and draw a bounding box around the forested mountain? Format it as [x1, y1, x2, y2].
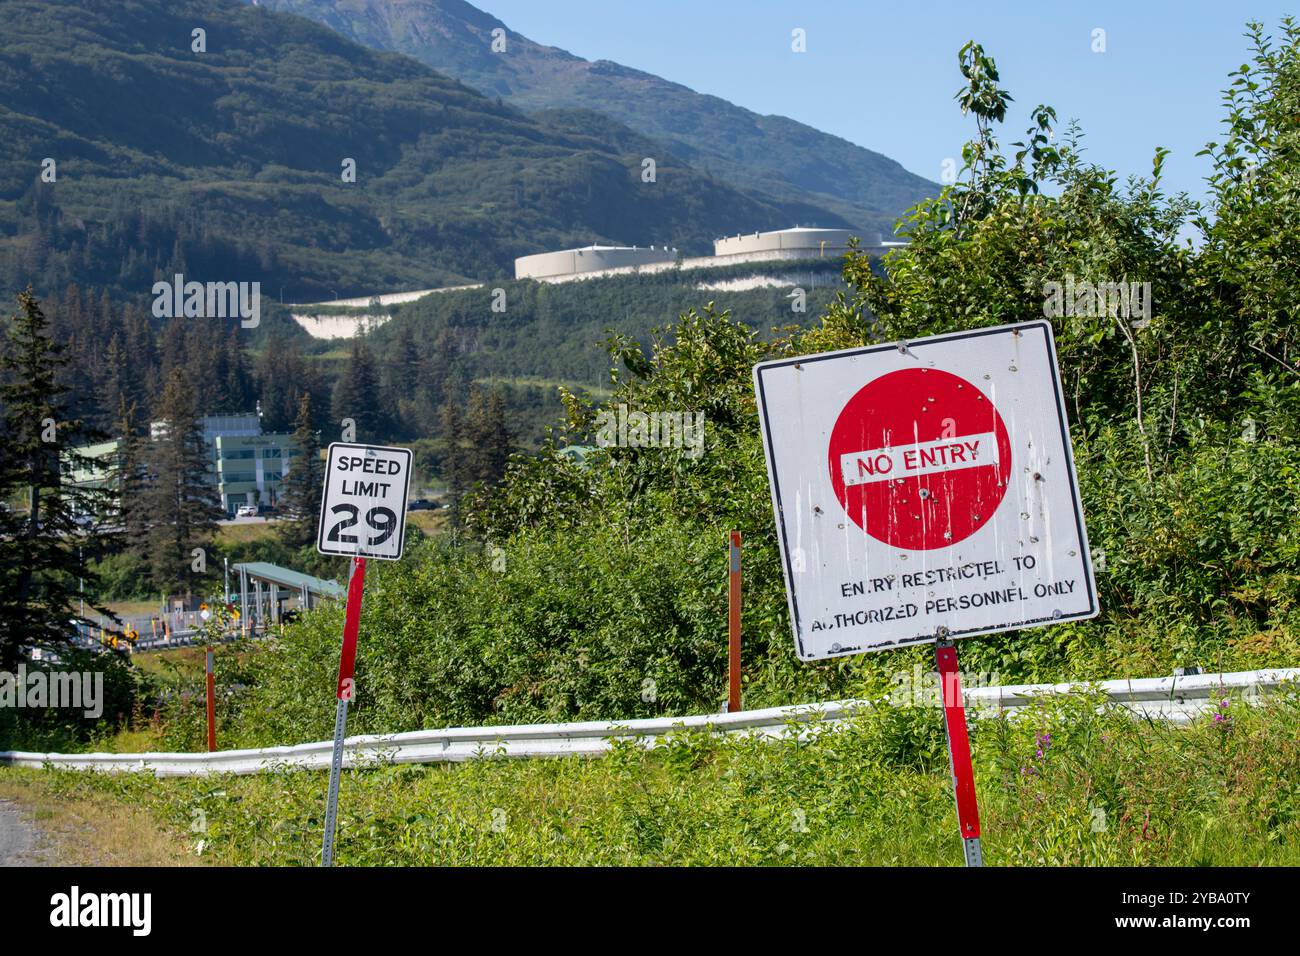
[0, 0, 821, 303]
[26, 260, 850, 470]
[244, 0, 936, 237]
[0, 0, 883, 487]
[361, 258, 849, 449]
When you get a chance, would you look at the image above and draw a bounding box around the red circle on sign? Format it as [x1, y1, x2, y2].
[827, 368, 1011, 550]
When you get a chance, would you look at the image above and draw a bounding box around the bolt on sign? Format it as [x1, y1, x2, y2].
[317, 443, 413, 560]
[753, 320, 1098, 661]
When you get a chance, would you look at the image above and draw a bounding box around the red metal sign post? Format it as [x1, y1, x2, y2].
[205, 648, 216, 753]
[321, 555, 367, 867]
[935, 633, 982, 866]
[727, 531, 742, 713]
[335, 556, 367, 702]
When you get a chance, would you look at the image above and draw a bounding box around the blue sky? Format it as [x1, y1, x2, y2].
[478, 0, 1295, 208]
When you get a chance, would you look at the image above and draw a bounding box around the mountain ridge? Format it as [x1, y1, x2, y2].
[243, 0, 936, 237]
[0, 0, 830, 301]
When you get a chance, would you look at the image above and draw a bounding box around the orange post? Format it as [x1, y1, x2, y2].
[728, 531, 742, 713]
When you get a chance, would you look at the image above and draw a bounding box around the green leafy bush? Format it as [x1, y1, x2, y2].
[0, 648, 144, 751]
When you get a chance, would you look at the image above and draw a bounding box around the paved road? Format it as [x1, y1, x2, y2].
[0, 798, 46, 867]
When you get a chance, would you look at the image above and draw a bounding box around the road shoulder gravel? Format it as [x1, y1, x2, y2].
[0, 797, 49, 867]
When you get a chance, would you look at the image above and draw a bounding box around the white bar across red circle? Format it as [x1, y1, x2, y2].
[840, 431, 1000, 487]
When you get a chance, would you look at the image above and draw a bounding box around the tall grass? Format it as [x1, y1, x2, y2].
[8, 689, 1297, 866]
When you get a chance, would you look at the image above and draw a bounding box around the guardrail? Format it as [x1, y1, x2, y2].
[2, 668, 1295, 778]
[125, 626, 278, 654]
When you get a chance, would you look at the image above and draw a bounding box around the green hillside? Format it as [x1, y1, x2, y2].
[332, 257, 851, 449]
[242, 0, 937, 237]
[0, 0, 819, 302]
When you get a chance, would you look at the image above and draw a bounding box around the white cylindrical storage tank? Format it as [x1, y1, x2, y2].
[712, 227, 877, 258]
[516, 244, 676, 280]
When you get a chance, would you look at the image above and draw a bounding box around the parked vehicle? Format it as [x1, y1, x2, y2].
[235, 504, 258, 518]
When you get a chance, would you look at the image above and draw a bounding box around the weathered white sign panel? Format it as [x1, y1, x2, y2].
[753, 320, 1098, 660]
[317, 442, 412, 561]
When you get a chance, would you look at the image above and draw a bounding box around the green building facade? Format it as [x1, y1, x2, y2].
[68, 418, 300, 516]
[213, 432, 300, 513]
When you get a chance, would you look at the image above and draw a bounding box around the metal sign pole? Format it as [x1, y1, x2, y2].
[935, 632, 983, 867]
[321, 697, 349, 867]
[321, 554, 367, 868]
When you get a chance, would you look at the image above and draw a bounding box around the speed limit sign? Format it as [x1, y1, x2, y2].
[316, 442, 413, 561]
[314, 441, 413, 867]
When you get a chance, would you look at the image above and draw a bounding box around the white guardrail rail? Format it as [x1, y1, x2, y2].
[2, 669, 1296, 778]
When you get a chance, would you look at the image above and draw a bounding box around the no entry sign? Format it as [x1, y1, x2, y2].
[754, 320, 1097, 660]
[317, 442, 413, 561]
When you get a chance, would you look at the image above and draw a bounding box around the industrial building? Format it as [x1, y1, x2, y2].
[150, 413, 298, 513]
[513, 227, 896, 282]
[68, 414, 302, 517]
[290, 226, 904, 342]
[63, 440, 119, 498]
[212, 431, 300, 513]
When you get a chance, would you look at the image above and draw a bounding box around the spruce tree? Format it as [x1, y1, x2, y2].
[98, 334, 128, 431]
[139, 367, 222, 596]
[110, 395, 148, 552]
[482, 387, 513, 483]
[389, 321, 421, 396]
[223, 326, 252, 412]
[256, 329, 295, 430]
[332, 337, 387, 439]
[122, 303, 157, 409]
[439, 383, 468, 507]
[466, 385, 513, 486]
[386, 322, 423, 436]
[0, 287, 108, 666]
[277, 391, 324, 548]
[423, 327, 460, 414]
[158, 318, 188, 399]
[183, 322, 220, 412]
